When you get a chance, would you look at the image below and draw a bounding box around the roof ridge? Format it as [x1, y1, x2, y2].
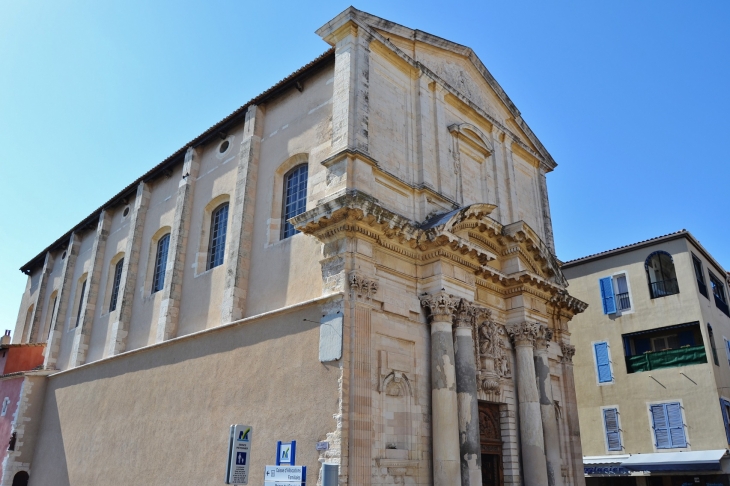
[561, 230, 687, 266]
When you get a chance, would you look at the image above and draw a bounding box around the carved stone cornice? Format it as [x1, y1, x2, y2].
[549, 289, 588, 316]
[560, 343, 576, 364]
[505, 322, 545, 347]
[349, 272, 378, 300]
[420, 291, 459, 323]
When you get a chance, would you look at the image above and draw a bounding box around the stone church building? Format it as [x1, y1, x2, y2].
[9, 8, 587, 486]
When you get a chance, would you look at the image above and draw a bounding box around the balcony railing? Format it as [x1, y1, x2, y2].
[649, 278, 679, 299]
[625, 345, 707, 373]
[698, 280, 709, 299]
[714, 295, 730, 317]
[616, 292, 631, 311]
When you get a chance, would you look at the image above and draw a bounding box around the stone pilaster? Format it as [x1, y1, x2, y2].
[221, 105, 263, 323]
[453, 299, 482, 486]
[26, 252, 54, 343]
[504, 137, 520, 224]
[70, 211, 111, 367]
[421, 291, 462, 486]
[106, 182, 150, 357]
[560, 343, 585, 486]
[537, 168, 555, 253]
[505, 322, 549, 486]
[157, 147, 200, 342]
[534, 328, 563, 486]
[44, 233, 81, 369]
[348, 272, 378, 486]
[323, 20, 370, 153]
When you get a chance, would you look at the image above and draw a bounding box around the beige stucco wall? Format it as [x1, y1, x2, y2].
[564, 236, 730, 456]
[28, 302, 339, 486]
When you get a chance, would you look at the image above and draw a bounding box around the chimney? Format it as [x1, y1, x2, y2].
[0, 330, 10, 346]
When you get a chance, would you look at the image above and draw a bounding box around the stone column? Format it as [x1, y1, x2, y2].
[70, 210, 111, 367]
[505, 322, 549, 486]
[560, 343, 586, 486]
[453, 299, 482, 486]
[157, 146, 200, 342]
[421, 291, 462, 486]
[537, 168, 555, 253]
[44, 233, 81, 369]
[535, 328, 563, 486]
[106, 182, 150, 357]
[27, 252, 54, 343]
[221, 105, 263, 323]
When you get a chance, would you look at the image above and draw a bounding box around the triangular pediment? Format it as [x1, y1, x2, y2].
[317, 7, 556, 170]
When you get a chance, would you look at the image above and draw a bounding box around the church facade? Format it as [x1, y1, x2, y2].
[11, 8, 586, 486]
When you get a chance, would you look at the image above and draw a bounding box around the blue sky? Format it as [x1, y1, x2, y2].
[1, 1, 728, 331]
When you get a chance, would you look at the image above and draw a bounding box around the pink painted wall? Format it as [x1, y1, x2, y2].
[0, 377, 24, 484]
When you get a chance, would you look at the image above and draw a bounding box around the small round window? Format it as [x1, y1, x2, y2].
[122, 206, 130, 217]
[219, 140, 230, 154]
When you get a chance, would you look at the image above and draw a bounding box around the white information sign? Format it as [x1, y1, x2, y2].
[226, 425, 253, 485]
[265, 482, 302, 486]
[264, 465, 305, 483]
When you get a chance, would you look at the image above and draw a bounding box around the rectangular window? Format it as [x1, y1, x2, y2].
[603, 408, 622, 451]
[615, 274, 631, 311]
[720, 398, 730, 444]
[725, 338, 730, 368]
[693, 254, 708, 299]
[599, 277, 617, 315]
[594, 341, 612, 383]
[708, 324, 719, 366]
[109, 258, 124, 312]
[650, 402, 686, 449]
[709, 271, 730, 317]
[623, 322, 707, 374]
[75, 280, 87, 327]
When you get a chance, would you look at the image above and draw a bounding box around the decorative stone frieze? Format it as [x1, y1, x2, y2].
[560, 343, 576, 364]
[505, 322, 544, 347]
[349, 272, 378, 300]
[420, 291, 458, 323]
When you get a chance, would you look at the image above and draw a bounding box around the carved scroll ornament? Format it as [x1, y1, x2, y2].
[505, 322, 545, 347]
[560, 343, 576, 363]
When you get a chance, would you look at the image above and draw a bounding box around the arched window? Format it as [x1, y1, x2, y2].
[207, 203, 229, 270]
[74, 279, 87, 328]
[281, 164, 308, 239]
[152, 234, 170, 293]
[109, 258, 124, 312]
[645, 251, 679, 298]
[11, 471, 28, 486]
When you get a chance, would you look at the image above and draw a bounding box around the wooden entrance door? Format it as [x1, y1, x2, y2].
[479, 401, 503, 486]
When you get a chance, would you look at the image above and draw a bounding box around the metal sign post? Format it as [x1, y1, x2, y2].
[226, 425, 253, 485]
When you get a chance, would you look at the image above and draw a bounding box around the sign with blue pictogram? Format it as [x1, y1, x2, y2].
[226, 425, 252, 485]
[276, 441, 296, 466]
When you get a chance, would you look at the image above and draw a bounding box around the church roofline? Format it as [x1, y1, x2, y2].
[317, 7, 556, 170]
[19, 48, 335, 275]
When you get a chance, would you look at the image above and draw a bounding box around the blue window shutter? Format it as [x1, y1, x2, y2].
[666, 403, 686, 447]
[594, 342, 612, 383]
[720, 399, 730, 444]
[599, 277, 616, 314]
[651, 404, 670, 448]
[603, 408, 621, 451]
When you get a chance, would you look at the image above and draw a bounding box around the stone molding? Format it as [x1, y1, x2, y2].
[420, 291, 458, 323]
[348, 272, 378, 300]
[560, 343, 576, 364]
[505, 322, 545, 347]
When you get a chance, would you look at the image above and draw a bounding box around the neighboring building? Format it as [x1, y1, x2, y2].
[563, 230, 730, 486]
[0, 333, 49, 486]
[10, 8, 587, 486]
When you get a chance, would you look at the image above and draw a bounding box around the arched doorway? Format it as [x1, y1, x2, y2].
[479, 401, 503, 486]
[12, 471, 29, 486]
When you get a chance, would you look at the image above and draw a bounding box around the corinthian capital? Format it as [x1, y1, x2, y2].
[453, 298, 478, 329]
[534, 327, 554, 350]
[420, 291, 459, 323]
[560, 343, 576, 363]
[505, 322, 544, 347]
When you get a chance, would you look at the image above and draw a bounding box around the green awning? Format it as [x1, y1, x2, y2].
[626, 345, 707, 373]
